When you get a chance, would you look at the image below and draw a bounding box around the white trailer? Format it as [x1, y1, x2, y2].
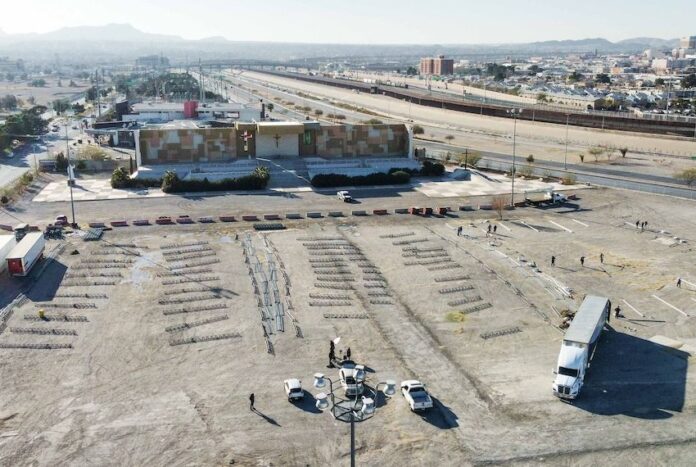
[5, 232, 45, 277]
[524, 189, 567, 206]
[552, 295, 610, 400]
[0, 234, 17, 275]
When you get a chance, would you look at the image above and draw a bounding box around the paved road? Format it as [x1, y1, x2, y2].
[422, 140, 696, 199]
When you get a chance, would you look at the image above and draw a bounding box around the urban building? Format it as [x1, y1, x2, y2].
[419, 55, 454, 76]
[135, 55, 170, 70]
[123, 100, 259, 123]
[680, 36, 696, 50]
[134, 122, 412, 167]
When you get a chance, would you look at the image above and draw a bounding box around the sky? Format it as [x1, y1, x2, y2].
[1, 0, 695, 44]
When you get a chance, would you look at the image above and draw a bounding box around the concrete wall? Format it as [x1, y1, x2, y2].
[316, 124, 409, 158]
[137, 128, 238, 165]
[256, 133, 300, 158]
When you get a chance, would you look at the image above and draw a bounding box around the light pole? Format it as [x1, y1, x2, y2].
[313, 373, 396, 467]
[64, 120, 77, 228]
[507, 108, 522, 207]
[564, 113, 570, 171]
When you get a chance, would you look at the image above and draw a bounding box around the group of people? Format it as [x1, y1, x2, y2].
[635, 220, 648, 231]
[456, 223, 498, 237]
[550, 253, 605, 268]
[329, 340, 351, 368]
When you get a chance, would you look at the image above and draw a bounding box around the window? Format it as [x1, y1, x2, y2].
[558, 366, 579, 377]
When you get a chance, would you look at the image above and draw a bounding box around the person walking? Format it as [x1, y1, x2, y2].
[600, 253, 604, 264]
[636, 220, 640, 229]
[551, 255, 556, 267]
[614, 305, 621, 319]
[346, 347, 352, 360]
[580, 256, 585, 267]
[493, 225, 498, 234]
[487, 224, 492, 234]
[677, 277, 682, 288]
[249, 393, 255, 411]
[457, 226, 462, 236]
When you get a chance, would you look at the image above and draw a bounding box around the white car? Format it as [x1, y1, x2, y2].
[400, 380, 433, 412]
[337, 190, 353, 202]
[284, 378, 304, 401]
[339, 361, 365, 396]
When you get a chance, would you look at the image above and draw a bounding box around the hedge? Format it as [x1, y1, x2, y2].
[311, 171, 411, 188]
[110, 166, 271, 193]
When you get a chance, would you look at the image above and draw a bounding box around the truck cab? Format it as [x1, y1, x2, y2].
[552, 343, 588, 399]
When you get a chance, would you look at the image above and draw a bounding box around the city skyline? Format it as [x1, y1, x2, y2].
[1, 0, 695, 45]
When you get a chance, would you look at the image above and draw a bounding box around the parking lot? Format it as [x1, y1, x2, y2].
[2, 186, 696, 465]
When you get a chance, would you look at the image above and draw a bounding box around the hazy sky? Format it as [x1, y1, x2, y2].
[1, 0, 695, 44]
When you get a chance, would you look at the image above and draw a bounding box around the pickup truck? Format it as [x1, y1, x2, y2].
[283, 378, 304, 401]
[524, 190, 567, 206]
[400, 380, 433, 411]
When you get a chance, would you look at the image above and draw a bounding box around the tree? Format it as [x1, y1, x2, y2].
[536, 92, 548, 103]
[655, 78, 665, 86]
[619, 147, 628, 158]
[526, 154, 535, 164]
[458, 150, 481, 168]
[29, 79, 46, 87]
[681, 74, 696, 89]
[567, 71, 584, 83]
[52, 99, 70, 115]
[492, 195, 507, 219]
[266, 103, 274, 113]
[588, 146, 605, 162]
[55, 152, 69, 172]
[412, 124, 425, 135]
[406, 66, 418, 76]
[72, 103, 85, 113]
[675, 168, 696, 195]
[86, 86, 98, 101]
[0, 94, 18, 110]
[595, 73, 611, 84]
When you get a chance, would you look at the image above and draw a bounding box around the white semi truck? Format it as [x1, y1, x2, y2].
[5, 232, 45, 277]
[553, 295, 610, 400]
[0, 234, 17, 275]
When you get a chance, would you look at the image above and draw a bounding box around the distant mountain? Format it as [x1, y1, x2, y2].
[3, 23, 182, 43]
[0, 24, 684, 63]
[616, 37, 679, 49]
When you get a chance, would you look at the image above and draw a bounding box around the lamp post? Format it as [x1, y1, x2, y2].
[313, 373, 396, 467]
[65, 120, 77, 228]
[564, 113, 570, 171]
[507, 108, 522, 207]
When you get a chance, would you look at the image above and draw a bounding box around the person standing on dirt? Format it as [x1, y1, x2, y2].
[249, 393, 255, 411]
[551, 256, 556, 267]
[580, 256, 585, 267]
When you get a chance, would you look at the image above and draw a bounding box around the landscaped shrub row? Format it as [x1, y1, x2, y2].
[311, 170, 411, 188]
[110, 166, 270, 193]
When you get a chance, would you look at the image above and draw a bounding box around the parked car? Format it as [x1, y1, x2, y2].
[400, 380, 433, 412]
[337, 190, 353, 202]
[54, 215, 68, 226]
[284, 378, 304, 401]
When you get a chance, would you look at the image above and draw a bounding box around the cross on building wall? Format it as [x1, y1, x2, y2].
[273, 134, 281, 148]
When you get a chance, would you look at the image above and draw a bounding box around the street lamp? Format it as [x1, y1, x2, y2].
[507, 108, 522, 207]
[564, 113, 570, 171]
[313, 372, 395, 467]
[64, 120, 77, 228]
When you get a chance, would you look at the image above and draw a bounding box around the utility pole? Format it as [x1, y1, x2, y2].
[65, 122, 76, 227]
[199, 59, 205, 103]
[95, 69, 102, 119]
[564, 113, 570, 170]
[507, 109, 522, 207]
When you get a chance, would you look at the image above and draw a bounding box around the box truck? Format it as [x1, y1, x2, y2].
[552, 295, 610, 400]
[0, 234, 17, 275]
[524, 189, 567, 206]
[6, 232, 45, 277]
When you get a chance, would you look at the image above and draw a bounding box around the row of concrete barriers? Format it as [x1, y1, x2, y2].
[87, 204, 503, 229]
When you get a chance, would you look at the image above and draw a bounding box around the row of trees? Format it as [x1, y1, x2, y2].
[0, 106, 48, 154]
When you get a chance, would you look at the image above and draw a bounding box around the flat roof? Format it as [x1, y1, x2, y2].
[0, 234, 16, 251]
[564, 295, 609, 344]
[6, 232, 43, 259]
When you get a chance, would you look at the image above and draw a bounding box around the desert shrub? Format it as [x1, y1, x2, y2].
[412, 125, 425, 134]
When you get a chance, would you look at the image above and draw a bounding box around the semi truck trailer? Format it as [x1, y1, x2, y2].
[553, 295, 610, 400]
[5, 232, 45, 277]
[0, 234, 17, 275]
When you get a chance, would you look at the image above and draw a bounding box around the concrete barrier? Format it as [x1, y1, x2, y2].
[242, 215, 259, 222]
[132, 219, 150, 226]
[307, 212, 323, 218]
[373, 209, 388, 215]
[408, 207, 419, 215]
[352, 210, 368, 216]
[198, 216, 215, 223]
[176, 216, 195, 224]
[88, 222, 106, 228]
[264, 214, 281, 220]
[459, 205, 474, 211]
[394, 208, 409, 214]
[219, 216, 236, 222]
[423, 207, 433, 216]
[436, 207, 448, 216]
[479, 204, 493, 211]
[286, 213, 302, 219]
[155, 216, 173, 225]
[328, 211, 344, 217]
[110, 220, 128, 227]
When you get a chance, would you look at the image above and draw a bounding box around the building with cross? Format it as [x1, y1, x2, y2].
[134, 121, 413, 169]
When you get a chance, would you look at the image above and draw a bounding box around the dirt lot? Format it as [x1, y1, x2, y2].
[2, 187, 696, 465]
[0, 78, 90, 107]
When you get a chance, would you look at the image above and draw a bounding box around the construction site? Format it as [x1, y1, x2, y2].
[1, 183, 696, 466]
